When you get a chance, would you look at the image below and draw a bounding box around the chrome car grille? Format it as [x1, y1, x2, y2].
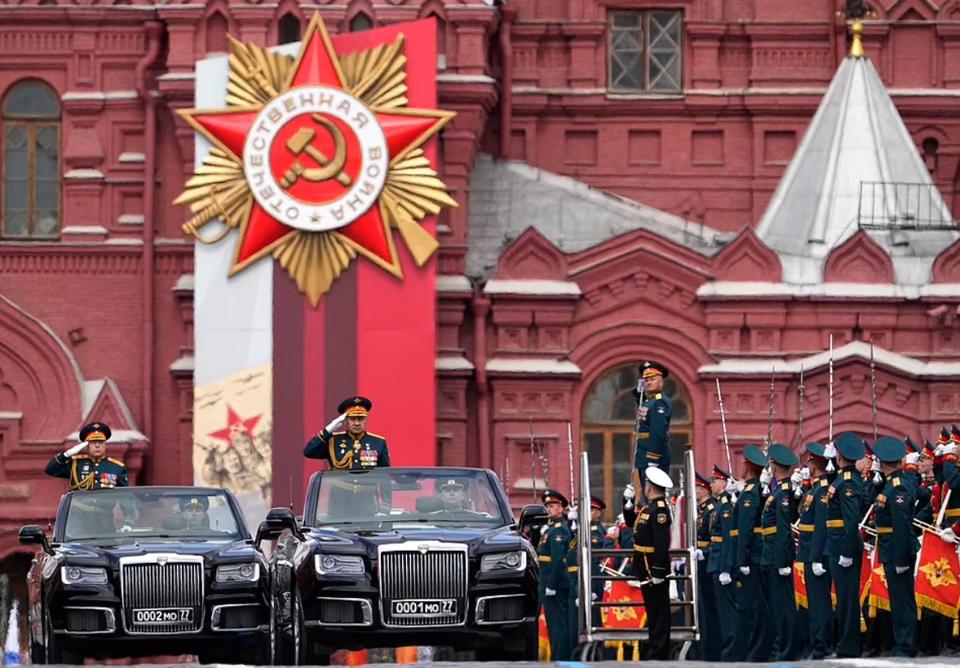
[119, 555, 204, 634]
[378, 542, 468, 627]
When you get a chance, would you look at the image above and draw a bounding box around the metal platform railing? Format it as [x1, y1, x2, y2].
[574, 449, 699, 660]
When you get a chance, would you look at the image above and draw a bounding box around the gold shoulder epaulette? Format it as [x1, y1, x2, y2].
[893, 477, 901, 486]
[107, 457, 125, 467]
[820, 479, 829, 487]
[332, 431, 347, 436]
[843, 471, 852, 480]
[655, 393, 663, 399]
[745, 483, 755, 492]
[707, 503, 715, 511]
[554, 521, 563, 528]
[73, 454, 90, 460]
[366, 432, 386, 440]
[657, 499, 667, 507]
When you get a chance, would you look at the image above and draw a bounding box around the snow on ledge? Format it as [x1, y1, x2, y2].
[486, 358, 582, 374]
[700, 341, 960, 377]
[436, 274, 472, 293]
[436, 356, 475, 371]
[698, 281, 960, 300]
[484, 279, 582, 296]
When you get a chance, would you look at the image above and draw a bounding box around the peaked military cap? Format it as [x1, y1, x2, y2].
[905, 436, 921, 455]
[922, 440, 936, 460]
[436, 477, 465, 492]
[179, 496, 210, 511]
[768, 443, 798, 467]
[695, 472, 712, 489]
[804, 442, 827, 461]
[646, 466, 674, 490]
[742, 444, 768, 469]
[939, 427, 951, 445]
[639, 360, 670, 379]
[952, 425, 960, 443]
[863, 439, 874, 456]
[590, 495, 606, 511]
[542, 489, 569, 508]
[711, 464, 732, 480]
[338, 396, 372, 417]
[79, 422, 111, 442]
[835, 432, 866, 462]
[873, 436, 907, 464]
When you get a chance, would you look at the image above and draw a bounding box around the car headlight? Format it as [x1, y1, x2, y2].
[315, 554, 365, 575]
[216, 563, 260, 583]
[61, 566, 108, 586]
[481, 551, 527, 573]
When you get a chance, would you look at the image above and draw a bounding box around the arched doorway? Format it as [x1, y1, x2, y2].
[581, 364, 693, 521]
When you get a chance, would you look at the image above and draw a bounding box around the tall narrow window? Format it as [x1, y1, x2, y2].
[350, 13, 373, 32]
[278, 13, 301, 45]
[608, 10, 683, 93]
[2, 80, 61, 239]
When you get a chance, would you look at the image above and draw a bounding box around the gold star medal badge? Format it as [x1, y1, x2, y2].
[175, 12, 457, 305]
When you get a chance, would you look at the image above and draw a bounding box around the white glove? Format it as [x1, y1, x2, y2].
[936, 444, 945, 458]
[871, 457, 881, 473]
[802, 467, 811, 481]
[778, 567, 791, 576]
[651, 577, 665, 585]
[627, 580, 643, 588]
[623, 484, 635, 500]
[906, 452, 920, 465]
[63, 441, 87, 458]
[118, 524, 134, 532]
[719, 572, 732, 586]
[568, 508, 578, 522]
[695, 549, 705, 561]
[739, 566, 750, 576]
[591, 592, 598, 601]
[824, 443, 837, 459]
[606, 526, 617, 537]
[872, 470, 883, 486]
[941, 528, 958, 543]
[838, 556, 853, 568]
[574, 598, 578, 607]
[944, 444, 958, 456]
[544, 588, 556, 597]
[760, 469, 772, 487]
[896, 566, 909, 574]
[812, 562, 826, 577]
[790, 469, 804, 488]
[324, 413, 347, 433]
[794, 485, 805, 499]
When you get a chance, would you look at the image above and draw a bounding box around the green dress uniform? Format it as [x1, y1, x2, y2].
[761, 444, 801, 662]
[45, 422, 135, 533]
[799, 444, 835, 660]
[303, 396, 392, 517]
[634, 361, 672, 489]
[625, 489, 672, 661]
[707, 465, 741, 662]
[873, 437, 919, 657]
[823, 432, 867, 658]
[736, 445, 773, 662]
[694, 473, 720, 661]
[940, 426, 960, 524]
[538, 490, 573, 662]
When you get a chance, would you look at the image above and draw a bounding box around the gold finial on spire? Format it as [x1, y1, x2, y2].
[850, 19, 864, 58]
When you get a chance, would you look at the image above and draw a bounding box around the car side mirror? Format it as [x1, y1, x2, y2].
[19, 525, 53, 555]
[256, 508, 301, 547]
[517, 504, 549, 533]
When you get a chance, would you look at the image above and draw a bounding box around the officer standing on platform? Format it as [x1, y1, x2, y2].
[304, 396, 393, 515]
[584, 496, 611, 625]
[633, 361, 672, 497]
[736, 445, 773, 661]
[539, 489, 573, 661]
[624, 466, 673, 660]
[694, 472, 720, 661]
[45, 422, 136, 532]
[762, 443, 802, 661]
[873, 436, 919, 657]
[799, 443, 835, 660]
[708, 465, 741, 661]
[823, 432, 867, 658]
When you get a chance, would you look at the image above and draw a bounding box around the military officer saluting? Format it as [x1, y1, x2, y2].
[694, 472, 720, 661]
[872, 436, 919, 657]
[823, 432, 867, 658]
[304, 396, 392, 516]
[624, 466, 673, 660]
[45, 422, 135, 532]
[633, 361, 672, 493]
[538, 489, 573, 662]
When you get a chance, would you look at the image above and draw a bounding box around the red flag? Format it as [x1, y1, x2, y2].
[794, 562, 808, 609]
[860, 550, 872, 606]
[601, 579, 647, 628]
[868, 560, 890, 617]
[538, 607, 550, 661]
[915, 534, 960, 627]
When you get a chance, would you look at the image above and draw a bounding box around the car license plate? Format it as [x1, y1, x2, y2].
[132, 608, 193, 624]
[390, 599, 457, 617]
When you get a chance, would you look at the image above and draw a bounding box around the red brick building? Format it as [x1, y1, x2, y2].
[2, 0, 960, 609]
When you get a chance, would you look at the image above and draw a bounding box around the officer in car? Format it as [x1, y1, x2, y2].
[304, 396, 392, 515]
[179, 496, 210, 529]
[429, 478, 485, 515]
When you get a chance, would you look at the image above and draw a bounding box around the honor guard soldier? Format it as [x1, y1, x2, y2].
[940, 426, 960, 524]
[708, 465, 741, 661]
[905, 437, 934, 529]
[824, 432, 867, 658]
[304, 396, 393, 515]
[622, 466, 673, 660]
[633, 361, 672, 495]
[872, 436, 919, 657]
[45, 422, 136, 532]
[538, 490, 573, 662]
[581, 496, 612, 627]
[736, 445, 773, 661]
[798, 443, 835, 660]
[694, 472, 720, 661]
[762, 443, 802, 661]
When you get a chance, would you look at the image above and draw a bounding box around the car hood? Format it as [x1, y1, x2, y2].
[305, 525, 526, 556]
[53, 539, 260, 569]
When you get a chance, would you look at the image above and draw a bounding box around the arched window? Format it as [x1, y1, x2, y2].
[581, 364, 693, 520]
[349, 13, 373, 32]
[278, 13, 301, 45]
[2, 80, 61, 239]
[923, 138, 939, 177]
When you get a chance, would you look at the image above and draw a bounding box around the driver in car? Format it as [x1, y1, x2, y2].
[179, 496, 210, 529]
[430, 478, 485, 515]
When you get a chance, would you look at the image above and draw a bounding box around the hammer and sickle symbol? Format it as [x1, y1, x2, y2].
[279, 114, 353, 189]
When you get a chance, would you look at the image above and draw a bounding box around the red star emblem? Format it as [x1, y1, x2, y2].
[209, 406, 263, 447]
[176, 13, 455, 304]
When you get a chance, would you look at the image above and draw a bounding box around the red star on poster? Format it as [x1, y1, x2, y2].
[209, 406, 263, 447]
[175, 13, 456, 305]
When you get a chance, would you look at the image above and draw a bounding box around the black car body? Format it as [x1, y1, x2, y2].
[265, 467, 548, 662]
[20, 486, 273, 665]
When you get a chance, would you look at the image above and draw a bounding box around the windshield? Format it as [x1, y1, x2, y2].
[312, 469, 506, 528]
[61, 489, 243, 542]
